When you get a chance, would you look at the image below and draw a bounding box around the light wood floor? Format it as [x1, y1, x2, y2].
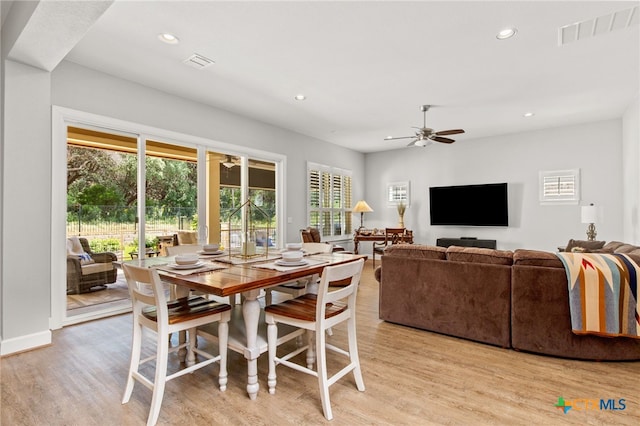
[2, 260, 639, 425]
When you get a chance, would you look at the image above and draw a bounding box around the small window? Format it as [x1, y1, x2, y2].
[387, 181, 410, 207]
[539, 169, 580, 204]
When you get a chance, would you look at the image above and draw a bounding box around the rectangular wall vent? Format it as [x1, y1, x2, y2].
[559, 5, 638, 45]
[183, 53, 215, 69]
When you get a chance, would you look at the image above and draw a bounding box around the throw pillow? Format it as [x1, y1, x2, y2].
[565, 239, 605, 252]
[78, 252, 95, 265]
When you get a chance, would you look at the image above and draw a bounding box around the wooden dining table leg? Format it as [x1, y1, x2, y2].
[242, 289, 261, 400]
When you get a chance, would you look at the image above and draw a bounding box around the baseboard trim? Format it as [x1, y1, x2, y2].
[0, 330, 52, 356]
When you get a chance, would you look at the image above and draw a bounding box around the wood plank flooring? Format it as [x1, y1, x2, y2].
[2, 260, 639, 425]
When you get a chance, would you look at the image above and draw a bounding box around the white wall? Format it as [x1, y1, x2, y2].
[622, 96, 640, 245]
[364, 120, 623, 252]
[1, 60, 53, 353]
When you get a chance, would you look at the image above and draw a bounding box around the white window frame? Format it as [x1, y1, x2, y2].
[387, 181, 410, 207]
[307, 162, 353, 240]
[539, 169, 580, 204]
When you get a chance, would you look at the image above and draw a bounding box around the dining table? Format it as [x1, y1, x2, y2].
[124, 250, 367, 400]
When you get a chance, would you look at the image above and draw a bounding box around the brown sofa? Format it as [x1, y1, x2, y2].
[376, 243, 640, 361]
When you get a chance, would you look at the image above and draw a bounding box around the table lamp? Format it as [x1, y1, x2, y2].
[581, 203, 597, 241]
[353, 200, 373, 231]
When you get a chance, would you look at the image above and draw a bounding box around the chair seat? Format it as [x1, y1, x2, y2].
[142, 296, 231, 324]
[265, 294, 345, 321]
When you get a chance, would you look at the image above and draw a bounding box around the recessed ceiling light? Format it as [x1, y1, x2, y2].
[523, 112, 535, 118]
[496, 28, 517, 40]
[294, 94, 306, 101]
[158, 33, 179, 44]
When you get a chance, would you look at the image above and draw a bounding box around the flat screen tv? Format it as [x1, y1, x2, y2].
[429, 183, 509, 227]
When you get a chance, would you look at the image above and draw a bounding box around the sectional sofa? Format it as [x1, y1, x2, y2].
[375, 243, 640, 361]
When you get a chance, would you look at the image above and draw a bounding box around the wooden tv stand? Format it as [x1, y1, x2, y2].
[436, 237, 497, 249]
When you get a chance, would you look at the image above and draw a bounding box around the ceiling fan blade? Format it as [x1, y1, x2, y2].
[406, 140, 418, 147]
[435, 129, 465, 136]
[385, 136, 417, 141]
[431, 136, 456, 144]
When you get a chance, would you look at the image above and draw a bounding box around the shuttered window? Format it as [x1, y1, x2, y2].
[539, 169, 580, 204]
[307, 162, 353, 238]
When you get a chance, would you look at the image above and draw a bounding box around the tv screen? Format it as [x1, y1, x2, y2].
[429, 183, 509, 226]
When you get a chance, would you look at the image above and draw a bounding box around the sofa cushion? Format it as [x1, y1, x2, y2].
[513, 249, 564, 268]
[603, 241, 625, 252]
[445, 246, 513, 265]
[614, 244, 639, 254]
[384, 244, 446, 260]
[565, 239, 605, 252]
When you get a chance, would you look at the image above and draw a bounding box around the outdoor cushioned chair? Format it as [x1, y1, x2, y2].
[66, 236, 117, 294]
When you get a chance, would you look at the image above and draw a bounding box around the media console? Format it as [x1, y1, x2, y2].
[436, 237, 497, 249]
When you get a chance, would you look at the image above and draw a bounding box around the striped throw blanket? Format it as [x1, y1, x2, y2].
[556, 253, 639, 339]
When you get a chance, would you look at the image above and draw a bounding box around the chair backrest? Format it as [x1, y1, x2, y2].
[175, 230, 198, 245]
[316, 258, 364, 322]
[122, 263, 167, 323]
[301, 227, 322, 243]
[302, 242, 333, 254]
[166, 244, 203, 256]
[385, 227, 408, 245]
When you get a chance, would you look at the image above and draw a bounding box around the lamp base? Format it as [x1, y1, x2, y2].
[586, 223, 597, 241]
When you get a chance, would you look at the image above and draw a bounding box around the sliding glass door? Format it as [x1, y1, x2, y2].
[59, 115, 283, 326]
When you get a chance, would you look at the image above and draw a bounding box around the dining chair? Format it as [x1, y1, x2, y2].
[121, 263, 231, 426]
[165, 244, 203, 256]
[372, 227, 409, 267]
[264, 258, 365, 421]
[264, 242, 333, 306]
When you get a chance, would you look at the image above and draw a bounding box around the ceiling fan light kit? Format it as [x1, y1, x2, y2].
[385, 105, 465, 147]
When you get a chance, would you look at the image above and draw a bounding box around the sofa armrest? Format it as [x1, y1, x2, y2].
[91, 252, 117, 263]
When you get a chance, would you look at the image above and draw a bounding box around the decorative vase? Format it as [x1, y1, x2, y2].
[397, 201, 406, 228]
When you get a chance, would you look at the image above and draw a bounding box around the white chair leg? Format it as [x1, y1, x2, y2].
[267, 321, 278, 394]
[186, 328, 196, 367]
[316, 328, 332, 421]
[148, 332, 169, 426]
[122, 321, 142, 404]
[218, 320, 229, 391]
[348, 316, 365, 391]
[306, 330, 316, 369]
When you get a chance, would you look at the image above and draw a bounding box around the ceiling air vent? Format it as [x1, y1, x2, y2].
[559, 5, 638, 45]
[183, 53, 215, 69]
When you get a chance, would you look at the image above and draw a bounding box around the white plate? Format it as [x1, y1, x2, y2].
[275, 259, 309, 267]
[169, 261, 205, 270]
[198, 250, 225, 256]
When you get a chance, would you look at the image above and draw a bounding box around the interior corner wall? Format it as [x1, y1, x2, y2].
[1, 59, 52, 354]
[363, 119, 623, 252]
[622, 96, 640, 245]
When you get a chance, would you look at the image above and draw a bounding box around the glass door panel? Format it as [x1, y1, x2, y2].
[66, 126, 137, 318]
[144, 140, 197, 255]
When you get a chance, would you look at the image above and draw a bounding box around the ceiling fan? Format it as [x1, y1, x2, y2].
[384, 105, 465, 147]
[220, 154, 237, 169]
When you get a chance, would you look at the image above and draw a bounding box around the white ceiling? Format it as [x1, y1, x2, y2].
[58, 1, 640, 153]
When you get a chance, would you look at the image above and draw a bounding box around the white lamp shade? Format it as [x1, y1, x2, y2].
[353, 200, 373, 213]
[581, 205, 597, 224]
